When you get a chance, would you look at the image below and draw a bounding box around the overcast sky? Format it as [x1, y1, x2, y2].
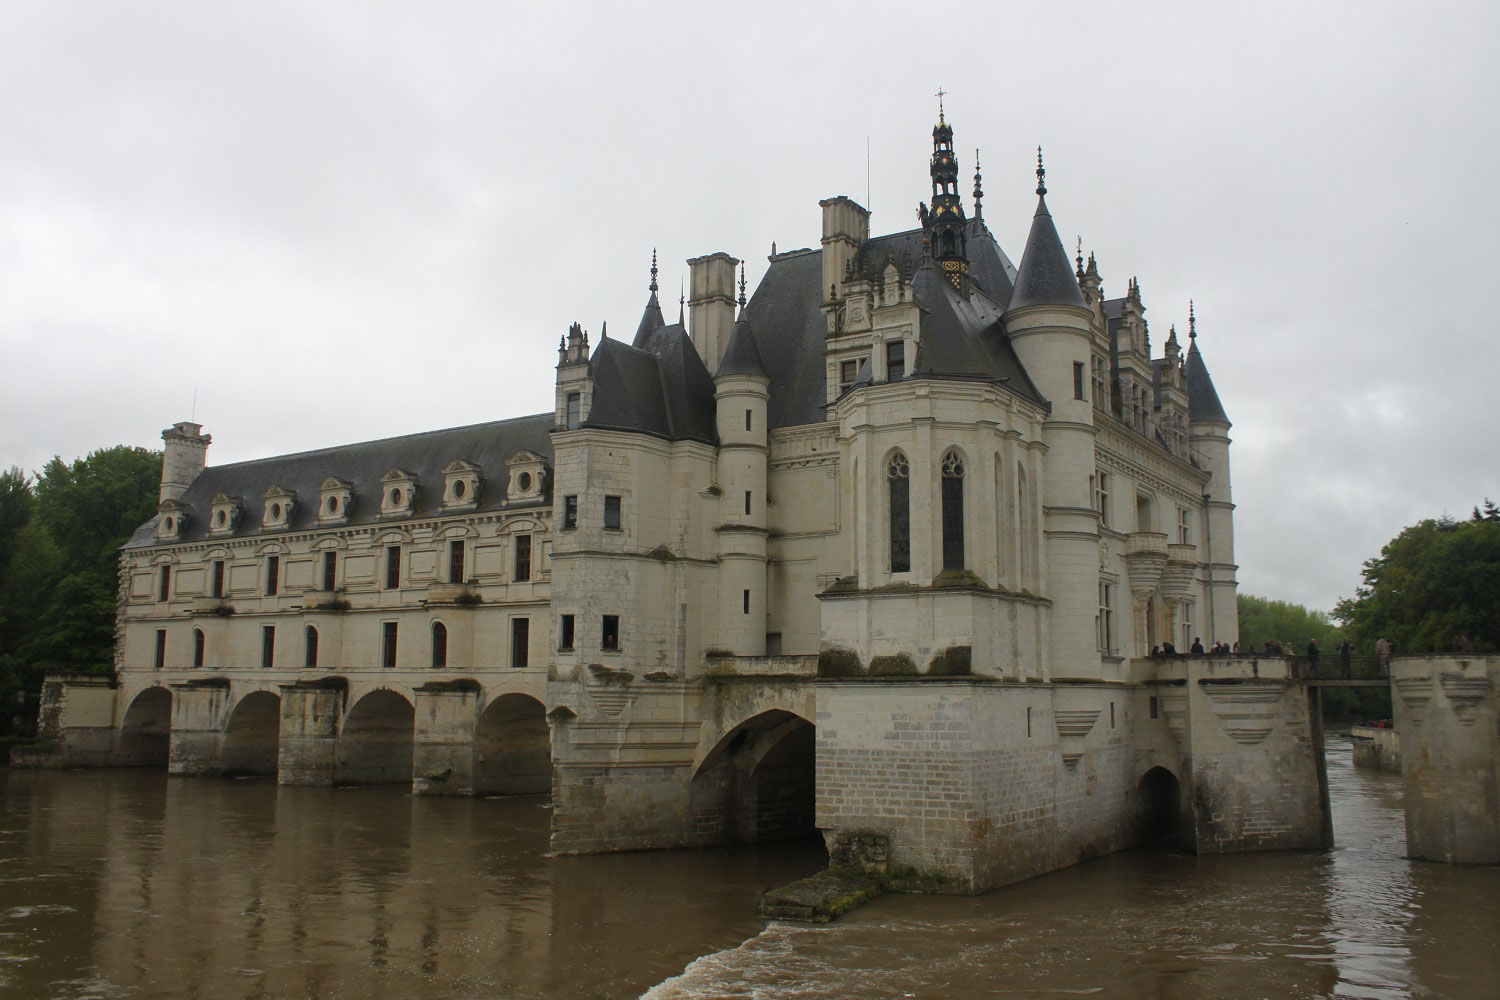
[2, 1, 1495, 614]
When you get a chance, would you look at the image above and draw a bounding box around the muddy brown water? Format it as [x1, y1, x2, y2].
[3, 740, 1496, 999]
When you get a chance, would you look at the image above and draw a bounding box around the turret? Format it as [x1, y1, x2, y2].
[159, 421, 210, 504]
[713, 305, 770, 656]
[1184, 310, 1237, 644]
[555, 322, 591, 431]
[917, 100, 971, 293]
[632, 249, 667, 350]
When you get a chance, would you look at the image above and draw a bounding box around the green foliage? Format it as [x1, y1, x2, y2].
[1333, 502, 1500, 656]
[1238, 593, 1389, 720]
[0, 445, 161, 738]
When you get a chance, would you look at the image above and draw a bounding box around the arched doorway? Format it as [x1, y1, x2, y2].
[1137, 766, 1185, 849]
[118, 687, 172, 766]
[338, 689, 415, 786]
[222, 691, 281, 776]
[693, 710, 817, 844]
[473, 693, 549, 795]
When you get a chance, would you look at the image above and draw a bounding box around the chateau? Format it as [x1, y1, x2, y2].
[29, 110, 1343, 892]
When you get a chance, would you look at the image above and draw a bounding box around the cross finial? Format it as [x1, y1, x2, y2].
[1036, 146, 1047, 196]
[649, 248, 658, 293]
[935, 86, 946, 124]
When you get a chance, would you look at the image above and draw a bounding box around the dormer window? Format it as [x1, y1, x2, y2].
[504, 451, 548, 505]
[262, 485, 296, 531]
[157, 499, 186, 541]
[380, 469, 418, 518]
[318, 477, 353, 525]
[208, 493, 242, 537]
[441, 460, 482, 510]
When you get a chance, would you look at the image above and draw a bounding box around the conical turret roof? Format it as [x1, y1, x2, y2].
[632, 292, 666, 349]
[1008, 193, 1086, 311]
[717, 317, 767, 379]
[1184, 339, 1230, 425]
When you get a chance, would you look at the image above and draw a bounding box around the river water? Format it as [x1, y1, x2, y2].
[2, 740, 1495, 999]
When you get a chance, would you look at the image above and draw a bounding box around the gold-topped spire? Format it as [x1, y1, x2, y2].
[936, 86, 946, 124]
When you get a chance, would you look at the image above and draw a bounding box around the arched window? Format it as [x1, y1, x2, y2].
[887, 453, 911, 573]
[192, 628, 205, 668]
[304, 626, 319, 669]
[431, 622, 448, 669]
[941, 451, 965, 570]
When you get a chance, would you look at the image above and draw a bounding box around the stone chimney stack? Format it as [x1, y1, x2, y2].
[820, 196, 869, 304]
[687, 252, 739, 372]
[159, 421, 211, 504]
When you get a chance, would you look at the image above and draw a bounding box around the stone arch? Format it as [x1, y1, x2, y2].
[118, 686, 172, 766]
[337, 688, 415, 786]
[692, 708, 817, 844]
[1136, 765, 1189, 850]
[222, 689, 281, 776]
[473, 692, 550, 795]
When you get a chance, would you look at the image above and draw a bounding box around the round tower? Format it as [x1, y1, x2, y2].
[1184, 314, 1238, 646]
[713, 309, 771, 656]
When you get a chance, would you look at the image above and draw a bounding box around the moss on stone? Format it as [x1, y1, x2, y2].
[868, 653, 917, 676]
[926, 645, 973, 676]
[817, 647, 864, 677]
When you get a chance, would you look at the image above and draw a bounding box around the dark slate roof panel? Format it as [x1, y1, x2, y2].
[967, 217, 1017, 306]
[124, 413, 555, 549]
[909, 263, 1046, 405]
[1008, 195, 1087, 311]
[632, 292, 667, 350]
[585, 337, 673, 438]
[741, 249, 831, 429]
[653, 327, 719, 442]
[1184, 342, 1230, 424]
[717, 317, 768, 378]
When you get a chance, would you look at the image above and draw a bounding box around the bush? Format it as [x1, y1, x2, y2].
[926, 645, 972, 676]
[867, 653, 917, 676]
[817, 647, 864, 677]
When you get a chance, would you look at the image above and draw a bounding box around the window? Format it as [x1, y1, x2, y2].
[1026, 705, 1032, 738]
[839, 358, 860, 393]
[563, 495, 578, 530]
[565, 392, 581, 430]
[1094, 471, 1111, 527]
[448, 539, 465, 583]
[431, 622, 448, 668]
[322, 551, 336, 592]
[603, 495, 622, 531]
[382, 622, 398, 669]
[886, 340, 905, 381]
[743, 589, 751, 614]
[158, 565, 171, 602]
[385, 546, 401, 589]
[304, 626, 318, 669]
[212, 560, 225, 598]
[744, 491, 752, 516]
[192, 628, 205, 668]
[154, 629, 166, 669]
[1149, 696, 1160, 720]
[265, 555, 279, 596]
[511, 618, 530, 668]
[1074, 361, 1086, 400]
[1181, 602, 1195, 651]
[261, 626, 275, 669]
[514, 534, 532, 581]
[1110, 702, 1116, 729]
[602, 614, 620, 650]
[744, 408, 752, 431]
[941, 451, 965, 570]
[1177, 507, 1191, 545]
[559, 614, 575, 651]
[888, 453, 911, 573]
[1092, 356, 1109, 407]
[1100, 582, 1117, 653]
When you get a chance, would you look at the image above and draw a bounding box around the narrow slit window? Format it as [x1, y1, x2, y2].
[559, 614, 575, 651]
[192, 628, 205, 668]
[603, 495, 622, 531]
[385, 546, 401, 589]
[431, 622, 448, 668]
[886, 340, 905, 381]
[448, 539, 465, 583]
[304, 626, 319, 669]
[158, 565, 171, 602]
[265, 555, 279, 596]
[941, 451, 966, 570]
[888, 453, 910, 573]
[260, 626, 275, 669]
[154, 629, 166, 669]
[514, 534, 532, 581]
[743, 589, 750, 614]
[322, 551, 336, 592]
[1074, 361, 1086, 400]
[511, 618, 530, 668]
[602, 614, 620, 650]
[382, 622, 398, 669]
[563, 494, 578, 530]
[212, 560, 225, 598]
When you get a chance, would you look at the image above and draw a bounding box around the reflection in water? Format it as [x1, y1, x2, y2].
[3, 741, 1498, 999]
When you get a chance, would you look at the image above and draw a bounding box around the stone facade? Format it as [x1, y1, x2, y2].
[21, 110, 1344, 894]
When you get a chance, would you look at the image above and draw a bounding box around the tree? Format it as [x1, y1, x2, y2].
[1238, 593, 1390, 720]
[1333, 503, 1500, 656]
[0, 446, 161, 739]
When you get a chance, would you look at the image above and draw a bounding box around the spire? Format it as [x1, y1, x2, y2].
[920, 96, 969, 292]
[1183, 301, 1229, 424]
[737, 261, 747, 315]
[679, 280, 685, 326]
[1007, 149, 1086, 312]
[631, 248, 667, 349]
[649, 248, 659, 294]
[716, 315, 767, 379]
[972, 148, 984, 221]
[1188, 298, 1197, 341]
[1075, 236, 1084, 279]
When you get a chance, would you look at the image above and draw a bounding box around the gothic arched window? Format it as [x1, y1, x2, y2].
[431, 621, 448, 669]
[887, 453, 911, 573]
[942, 451, 966, 570]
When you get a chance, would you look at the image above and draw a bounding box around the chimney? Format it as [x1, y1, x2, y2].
[160, 422, 211, 504]
[820, 196, 870, 304]
[687, 252, 739, 372]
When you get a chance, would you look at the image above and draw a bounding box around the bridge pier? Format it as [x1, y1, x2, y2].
[412, 680, 483, 796]
[167, 678, 231, 776]
[1392, 655, 1499, 864]
[276, 679, 346, 786]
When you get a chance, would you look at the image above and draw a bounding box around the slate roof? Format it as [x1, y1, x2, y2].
[717, 317, 768, 378]
[1009, 194, 1088, 311]
[124, 413, 555, 549]
[632, 292, 667, 351]
[585, 326, 718, 443]
[1184, 340, 1231, 424]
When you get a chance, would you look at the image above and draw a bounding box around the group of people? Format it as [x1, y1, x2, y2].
[1149, 639, 1240, 657]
